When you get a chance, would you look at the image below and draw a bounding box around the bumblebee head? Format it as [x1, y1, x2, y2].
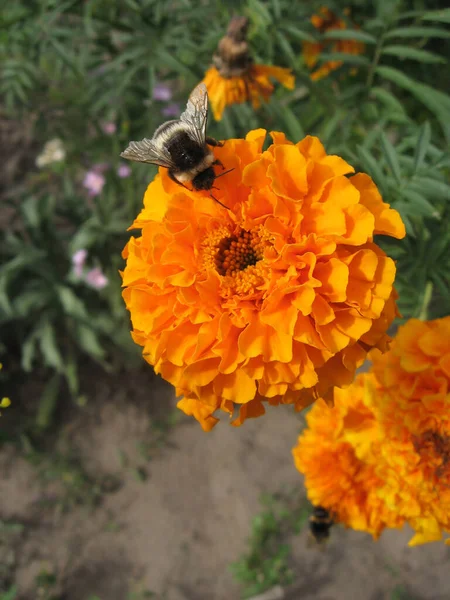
[192, 167, 216, 191]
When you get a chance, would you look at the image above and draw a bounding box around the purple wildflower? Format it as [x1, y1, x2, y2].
[153, 82, 172, 102]
[83, 171, 106, 196]
[162, 103, 181, 117]
[85, 267, 108, 290]
[117, 163, 132, 178]
[72, 249, 88, 278]
[102, 122, 117, 135]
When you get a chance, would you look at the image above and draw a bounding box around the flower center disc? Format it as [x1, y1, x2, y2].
[215, 229, 264, 276]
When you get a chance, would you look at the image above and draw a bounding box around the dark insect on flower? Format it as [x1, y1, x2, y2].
[213, 16, 253, 78]
[308, 505, 334, 549]
[120, 83, 232, 208]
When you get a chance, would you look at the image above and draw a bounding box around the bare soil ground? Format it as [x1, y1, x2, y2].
[1, 366, 450, 600]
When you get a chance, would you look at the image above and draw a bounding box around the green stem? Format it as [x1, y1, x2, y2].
[366, 34, 385, 90]
[418, 281, 433, 321]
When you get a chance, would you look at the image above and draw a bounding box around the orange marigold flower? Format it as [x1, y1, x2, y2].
[303, 7, 365, 81]
[367, 317, 450, 546]
[292, 374, 405, 537]
[202, 65, 295, 121]
[121, 130, 405, 431]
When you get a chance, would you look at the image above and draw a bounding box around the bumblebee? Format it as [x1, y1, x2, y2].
[213, 16, 253, 78]
[120, 83, 230, 207]
[308, 505, 334, 548]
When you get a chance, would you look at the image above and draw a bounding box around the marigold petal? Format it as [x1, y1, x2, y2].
[268, 145, 309, 199]
[231, 398, 266, 427]
[213, 370, 257, 403]
[314, 259, 348, 302]
[177, 397, 219, 432]
[350, 173, 406, 240]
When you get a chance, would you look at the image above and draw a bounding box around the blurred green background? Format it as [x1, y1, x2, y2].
[0, 1, 449, 598]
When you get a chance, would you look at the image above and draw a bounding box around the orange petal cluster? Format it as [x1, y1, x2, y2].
[201, 65, 295, 121]
[294, 317, 450, 545]
[303, 8, 365, 81]
[121, 129, 405, 431]
[292, 374, 405, 538]
[368, 317, 450, 545]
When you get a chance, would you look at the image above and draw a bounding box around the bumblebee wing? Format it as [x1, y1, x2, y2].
[179, 83, 208, 146]
[120, 138, 174, 168]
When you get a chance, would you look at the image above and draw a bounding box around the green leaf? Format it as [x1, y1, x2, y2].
[57, 286, 88, 320]
[36, 375, 61, 430]
[384, 26, 450, 39]
[275, 30, 296, 65]
[75, 325, 105, 360]
[282, 24, 315, 43]
[70, 220, 101, 250]
[376, 66, 450, 140]
[39, 321, 64, 372]
[0, 248, 46, 276]
[380, 133, 402, 183]
[413, 122, 431, 173]
[64, 354, 79, 397]
[356, 145, 386, 189]
[248, 0, 272, 26]
[1, 586, 18, 600]
[14, 288, 50, 317]
[431, 271, 450, 301]
[381, 45, 446, 63]
[318, 52, 371, 66]
[20, 198, 41, 229]
[400, 190, 439, 218]
[269, 102, 305, 141]
[370, 86, 407, 115]
[322, 29, 377, 44]
[407, 177, 450, 202]
[155, 48, 196, 79]
[21, 331, 38, 372]
[421, 8, 450, 23]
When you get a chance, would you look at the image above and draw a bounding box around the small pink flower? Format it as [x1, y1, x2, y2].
[85, 267, 108, 290]
[102, 122, 117, 135]
[153, 82, 172, 102]
[83, 171, 106, 196]
[117, 163, 131, 178]
[72, 249, 88, 267]
[162, 103, 181, 117]
[72, 249, 88, 277]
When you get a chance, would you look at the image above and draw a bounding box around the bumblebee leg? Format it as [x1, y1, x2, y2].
[213, 158, 225, 170]
[168, 171, 191, 190]
[206, 136, 224, 148]
[209, 193, 229, 210]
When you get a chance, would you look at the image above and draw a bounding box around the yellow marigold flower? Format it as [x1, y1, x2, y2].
[121, 130, 405, 431]
[201, 65, 295, 121]
[292, 374, 405, 537]
[303, 8, 365, 81]
[367, 317, 450, 546]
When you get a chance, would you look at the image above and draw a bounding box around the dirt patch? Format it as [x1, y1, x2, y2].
[1, 367, 450, 600]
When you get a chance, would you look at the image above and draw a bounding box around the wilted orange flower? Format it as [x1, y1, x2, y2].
[303, 8, 365, 81]
[202, 65, 295, 121]
[121, 130, 405, 431]
[367, 317, 450, 546]
[293, 374, 405, 537]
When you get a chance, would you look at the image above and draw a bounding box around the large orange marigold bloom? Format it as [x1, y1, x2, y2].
[292, 374, 405, 537]
[303, 8, 365, 81]
[368, 317, 450, 546]
[121, 130, 405, 431]
[202, 65, 295, 121]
